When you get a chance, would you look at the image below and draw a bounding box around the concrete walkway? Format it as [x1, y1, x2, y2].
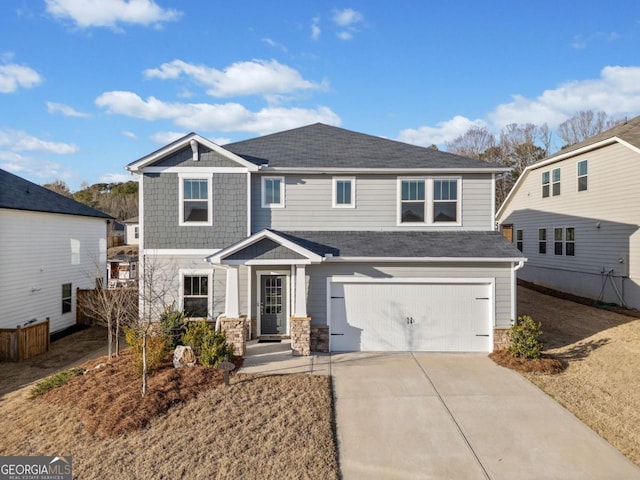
[331, 352, 640, 480]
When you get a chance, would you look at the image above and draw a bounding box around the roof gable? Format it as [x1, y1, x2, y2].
[127, 133, 259, 172]
[224, 123, 506, 171]
[0, 169, 112, 219]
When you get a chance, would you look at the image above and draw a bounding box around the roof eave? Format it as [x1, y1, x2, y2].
[259, 167, 509, 174]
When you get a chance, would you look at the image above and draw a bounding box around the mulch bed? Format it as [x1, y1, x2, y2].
[489, 349, 566, 375]
[42, 351, 242, 438]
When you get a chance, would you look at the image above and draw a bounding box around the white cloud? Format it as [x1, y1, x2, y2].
[150, 131, 187, 144]
[46, 101, 91, 118]
[144, 59, 326, 98]
[95, 90, 341, 135]
[122, 130, 138, 139]
[311, 17, 321, 40]
[261, 38, 287, 52]
[0, 63, 42, 93]
[571, 31, 619, 49]
[488, 66, 640, 128]
[398, 116, 487, 147]
[99, 172, 134, 183]
[0, 129, 78, 154]
[0, 151, 73, 181]
[45, 0, 182, 29]
[332, 8, 364, 40]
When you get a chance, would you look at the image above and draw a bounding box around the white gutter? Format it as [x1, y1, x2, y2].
[259, 167, 509, 174]
[323, 256, 526, 263]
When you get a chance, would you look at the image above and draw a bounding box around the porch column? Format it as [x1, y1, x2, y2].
[294, 264, 307, 317]
[225, 266, 240, 318]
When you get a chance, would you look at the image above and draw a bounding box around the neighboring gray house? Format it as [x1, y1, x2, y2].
[0, 169, 111, 334]
[497, 116, 640, 309]
[127, 124, 523, 355]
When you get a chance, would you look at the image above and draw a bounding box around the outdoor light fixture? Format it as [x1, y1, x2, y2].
[190, 139, 199, 161]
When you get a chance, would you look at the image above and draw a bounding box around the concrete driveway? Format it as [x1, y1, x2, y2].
[331, 352, 640, 480]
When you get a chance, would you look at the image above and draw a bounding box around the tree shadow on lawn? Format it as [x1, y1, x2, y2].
[552, 337, 611, 364]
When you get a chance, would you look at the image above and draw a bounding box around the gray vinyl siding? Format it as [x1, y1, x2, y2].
[152, 144, 241, 168]
[498, 142, 640, 308]
[143, 172, 247, 249]
[251, 173, 493, 232]
[226, 239, 306, 261]
[304, 262, 513, 328]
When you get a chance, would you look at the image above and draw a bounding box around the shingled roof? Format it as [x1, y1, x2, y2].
[0, 169, 112, 219]
[224, 123, 505, 170]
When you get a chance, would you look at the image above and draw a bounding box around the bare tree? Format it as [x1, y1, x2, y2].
[42, 180, 72, 198]
[445, 126, 496, 160]
[558, 110, 624, 147]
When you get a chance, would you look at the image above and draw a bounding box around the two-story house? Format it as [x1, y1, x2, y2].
[127, 124, 524, 355]
[497, 116, 640, 309]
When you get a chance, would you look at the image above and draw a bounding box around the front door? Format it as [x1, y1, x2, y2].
[260, 275, 287, 335]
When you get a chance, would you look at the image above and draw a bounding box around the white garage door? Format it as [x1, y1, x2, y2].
[329, 280, 492, 352]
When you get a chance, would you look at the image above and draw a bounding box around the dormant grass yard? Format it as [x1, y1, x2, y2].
[0, 328, 338, 480]
[517, 285, 640, 467]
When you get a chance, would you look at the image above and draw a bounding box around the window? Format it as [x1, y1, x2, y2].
[333, 177, 355, 208]
[62, 283, 72, 314]
[538, 228, 547, 254]
[577, 160, 588, 192]
[542, 171, 550, 198]
[516, 230, 523, 252]
[179, 175, 212, 225]
[262, 177, 285, 208]
[183, 275, 209, 318]
[134, 226, 139, 239]
[552, 168, 561, 196]
[554, 228, 563, 255]
[566, 227, 575, 256]
[433, 179, 458, 222]
[400, 179, 426, 223]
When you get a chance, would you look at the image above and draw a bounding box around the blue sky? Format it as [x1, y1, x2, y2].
[1, 0, 639, 190]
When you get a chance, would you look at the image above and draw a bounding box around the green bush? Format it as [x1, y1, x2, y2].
[181, 320, 234, 368]
[124, 326, 168, 375]
[31, 367, 85, 398]
[509, 315, 543, 359]
[160, 305, 186, 350]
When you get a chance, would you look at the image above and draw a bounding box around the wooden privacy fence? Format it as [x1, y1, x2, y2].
[0, 319, 50, 362]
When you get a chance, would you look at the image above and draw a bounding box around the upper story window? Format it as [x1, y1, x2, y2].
[552, 168, 561, 196]
[333, 177, 355, 208]
[577, 160, 588, 192]
[516, 229, 523, 252]
[262, 177, 285, 208]
[433, 179, 458, 222]
[538, 228, 546, 254]
[400, 179, 426, 223]
[399, 178, 461, 225]
[179, 174, 212, 226]
[542, 171, 550, 198]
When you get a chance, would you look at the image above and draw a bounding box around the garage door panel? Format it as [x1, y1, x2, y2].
[330, 281, 492, 352]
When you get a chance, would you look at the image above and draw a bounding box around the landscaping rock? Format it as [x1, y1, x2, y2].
[173, 346, 196, 368]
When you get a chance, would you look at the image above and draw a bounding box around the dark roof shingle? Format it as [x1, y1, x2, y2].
[0, 169, 112, 219]
[224, 123, 504, 170]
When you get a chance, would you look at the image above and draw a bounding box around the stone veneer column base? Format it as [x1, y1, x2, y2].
[290, 317, 311, 356]
[493, 327, 511, 351]
[219, 317, 247, 357]
[310, 326, 329, 353]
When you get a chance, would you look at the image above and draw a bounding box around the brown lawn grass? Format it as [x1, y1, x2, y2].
[514, 286, 640, 467]
[0, 348, 338, 479]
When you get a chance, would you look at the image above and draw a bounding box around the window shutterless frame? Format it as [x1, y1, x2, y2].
[552, 168, 561, 196]
[261, 176, 285, 208]
[554, 227, 563, 255]
[332, 177, 356, 208]
[542, 171, 550, 198]
[62, 283, 72, 314]
[397, 177, 461, 225]
[538, 228, 546, 254]
[516, 229, 523, 252]
[577, 160, 588, 192]
[178, 173, 213, 226]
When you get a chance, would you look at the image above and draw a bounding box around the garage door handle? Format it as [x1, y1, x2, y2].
[331, 296, 344, 299]
[331, 333, 344, 336]
[475, 334, 490, 337]
[475, 297, 489, 300]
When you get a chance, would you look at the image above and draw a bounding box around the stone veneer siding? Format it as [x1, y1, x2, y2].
[220, 317, 247, 356]
[493, 327, 510, 351]
[310, 326, 329, 353]
[290, 317, 311, 356]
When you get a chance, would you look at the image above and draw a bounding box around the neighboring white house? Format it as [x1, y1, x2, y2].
[497, 116, 640, 309]
[123, 216, 139, 245]
[0, 169, 112, 333]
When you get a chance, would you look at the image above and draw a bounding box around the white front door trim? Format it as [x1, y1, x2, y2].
[256, 269, 290, 337]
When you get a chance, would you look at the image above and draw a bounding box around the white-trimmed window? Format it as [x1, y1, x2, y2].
[400, 179, 426, 223]
[62, 283, 72, 314]
[182, 273, 210, 318]
[566, 227, 575, 256]
[577, 160, 588, 192]
[552, 168, 561, 196]
[516, 229, 523, 252]
[179, 174, 212, 225]
[538, 228, 546, 254]
[262, 177, 285, 208]
[333, 177, 355, 208]
[134, 226, 139, 239]
[542, 171, 550, 198]
[554, 228, 563, 255]
[433, 179, 458, 223]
